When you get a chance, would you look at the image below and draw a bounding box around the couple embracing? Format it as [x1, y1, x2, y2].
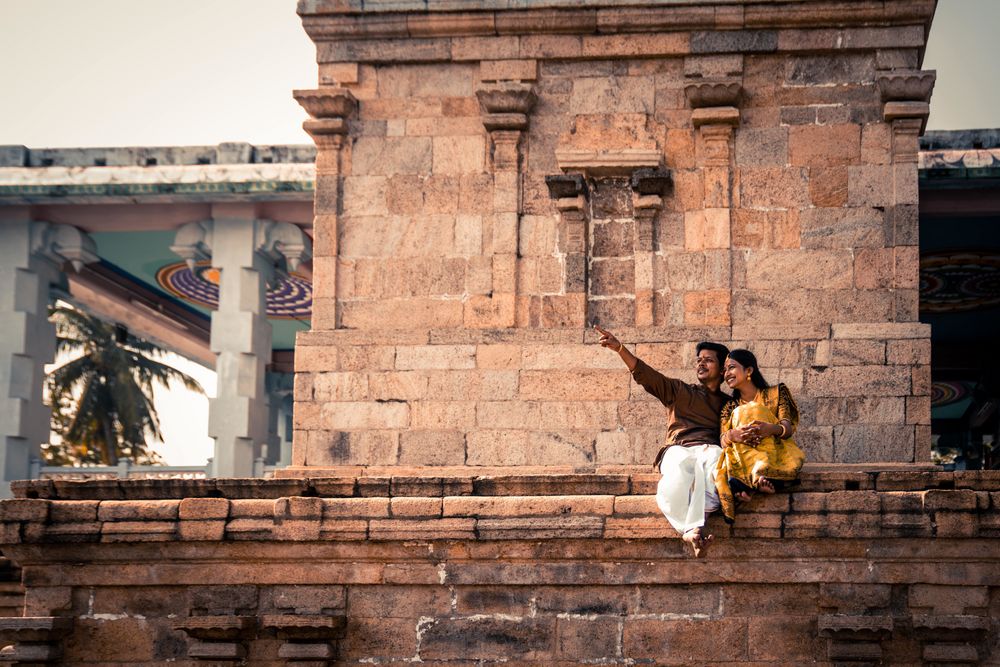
[595, 326, 806, 558]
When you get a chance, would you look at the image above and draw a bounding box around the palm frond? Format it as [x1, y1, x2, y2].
[46, 305, 205, 465]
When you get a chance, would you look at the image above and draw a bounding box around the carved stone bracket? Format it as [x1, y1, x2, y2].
[685, 80, 742, 109]
[545, 174, 588, 294]
[30, 222, 99, 273]
[630, 168, 670, 249]
[0, 617, 74, 664]
[912, 615, 989, 666]
[262, 614, 347, 665]
[477, 82, 537, 170]
[877, 70, 936, 103]
[817, 614, 893, 663]
[170, 219, 313, 275]
[294, 88, 358, 141]
[877, 70, 936, 139]
[173, 615, 257, 662]
[686, 80, 742, 131]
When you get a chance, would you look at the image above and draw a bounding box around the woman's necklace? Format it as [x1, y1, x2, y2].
[739, 387, 759, 404]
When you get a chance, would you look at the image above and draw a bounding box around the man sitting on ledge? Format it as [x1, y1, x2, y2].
[596, 326, 730, 557]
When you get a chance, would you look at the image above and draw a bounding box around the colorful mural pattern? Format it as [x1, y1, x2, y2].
[156, 260, 312, 319]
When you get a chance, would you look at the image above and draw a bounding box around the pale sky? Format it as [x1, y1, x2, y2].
[3, 0, 998, 465]
[0, 0, 997, 149]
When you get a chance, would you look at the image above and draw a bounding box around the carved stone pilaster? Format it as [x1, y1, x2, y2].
[631, 169, 670, 326]
[473, 82, 538, 327]
[686, 82, 741, 208]
[262, 614, 347, 665]
[546, 175, 589, 296]
[477, 82, 537, 172]
[173, 615, 257, 662]
[817, 614, 893, 663]
[877, 70, 936, 158]
[0, 617, 74, 664]
[912, 615, 989, 666]
[293, 87, 356, 331]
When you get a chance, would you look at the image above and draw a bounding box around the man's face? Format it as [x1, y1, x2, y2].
[695, 349, 723, 385]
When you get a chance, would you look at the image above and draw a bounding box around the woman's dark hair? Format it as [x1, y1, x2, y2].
[727, 348, 769, 400]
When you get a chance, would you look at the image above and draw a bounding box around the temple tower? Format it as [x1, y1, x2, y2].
[289, 0, 937, 473]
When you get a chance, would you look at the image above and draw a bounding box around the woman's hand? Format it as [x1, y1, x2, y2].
[750, 420, 785, 439]
[729, 424, 760, 446]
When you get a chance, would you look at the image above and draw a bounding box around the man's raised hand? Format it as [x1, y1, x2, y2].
[594, 325, 619, 350]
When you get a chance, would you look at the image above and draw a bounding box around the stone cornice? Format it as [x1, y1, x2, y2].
[0, 163, 315, 205]
[299, 0, 936, 42]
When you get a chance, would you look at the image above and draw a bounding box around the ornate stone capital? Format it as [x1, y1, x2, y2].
[818, 614, 893, 663]
[630, 168, 672, 197]
[911, 615, 989, 665]
[545, 173, 587, 201]
[171, 219, 312, 273]
[0, 617, 74, 664]
[262, 614, 347, 663]
[476, 83, 538, 115]
[685, 80, 742, 109]
[29, 222, 99, 273]
[477, 83, 538, 137]
[173, 615, 257, 661]
[877, 70, 936, 103]
[294, 88, 358, 140]
[877, 70, 935, 135]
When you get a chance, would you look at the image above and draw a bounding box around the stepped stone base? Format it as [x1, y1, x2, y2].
[0, 469, 997, 665]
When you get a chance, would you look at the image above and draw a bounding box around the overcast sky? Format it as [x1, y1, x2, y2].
[0, 0, 997, 149]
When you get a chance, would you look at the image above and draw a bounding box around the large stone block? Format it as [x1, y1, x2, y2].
[789, 124, 861, 166]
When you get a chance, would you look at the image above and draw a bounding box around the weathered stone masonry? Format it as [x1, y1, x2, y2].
[3, 2, 996, 665]
[290, 0, 937, 473]
[0, 471, 997, 664]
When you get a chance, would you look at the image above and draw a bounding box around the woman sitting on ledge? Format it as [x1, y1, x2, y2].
[716, 349, 806, 524]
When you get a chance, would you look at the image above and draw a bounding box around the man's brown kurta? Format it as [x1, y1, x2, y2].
[631, 358, 729, 448]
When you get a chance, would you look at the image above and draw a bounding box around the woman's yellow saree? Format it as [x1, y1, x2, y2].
[715, 383, 806, 524]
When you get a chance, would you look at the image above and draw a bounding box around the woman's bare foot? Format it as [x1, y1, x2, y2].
[757, 477, 776, 494]
[682, 527, 714, 558]
[735, 490, 753, 503]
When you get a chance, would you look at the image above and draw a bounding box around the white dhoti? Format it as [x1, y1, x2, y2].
[655, 443, 723, 534]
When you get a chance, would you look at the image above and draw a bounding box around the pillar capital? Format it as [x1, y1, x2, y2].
[170, 219, 312, 274]
[293, 87, 358, 142]
[877, 69, 935, 135]
[476, 82, 538, 131]
[684, 80, 742, 109]
[30, 222, 99, 273]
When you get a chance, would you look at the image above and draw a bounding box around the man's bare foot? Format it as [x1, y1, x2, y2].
[757, 477, 776, 494]
[682, 527, 713, 558]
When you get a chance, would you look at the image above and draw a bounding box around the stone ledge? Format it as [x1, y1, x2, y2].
[13, 465, 976, 501]
[2, 473, 997, 546]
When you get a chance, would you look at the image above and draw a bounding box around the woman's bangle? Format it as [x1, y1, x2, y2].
[617, 342, 624, 353]
[778, 422, 789, 439]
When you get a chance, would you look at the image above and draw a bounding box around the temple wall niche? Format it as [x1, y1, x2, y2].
[292, 3, 933, 471]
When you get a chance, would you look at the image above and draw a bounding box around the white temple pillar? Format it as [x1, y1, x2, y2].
[172, 206, 310, 477]
[0, 213, 97, 497]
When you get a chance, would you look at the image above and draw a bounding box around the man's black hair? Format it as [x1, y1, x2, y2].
[695, 341, 730, 367]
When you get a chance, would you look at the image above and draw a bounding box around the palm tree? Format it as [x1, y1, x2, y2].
[46, 306, 204, 466]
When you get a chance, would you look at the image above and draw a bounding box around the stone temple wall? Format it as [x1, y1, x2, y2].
[7, 4, 993, 667]
[290, 0, 937, 473]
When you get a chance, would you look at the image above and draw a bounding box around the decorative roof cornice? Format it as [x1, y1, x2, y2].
[298, 0, 936, 46]
[0, 163, 315, 205]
